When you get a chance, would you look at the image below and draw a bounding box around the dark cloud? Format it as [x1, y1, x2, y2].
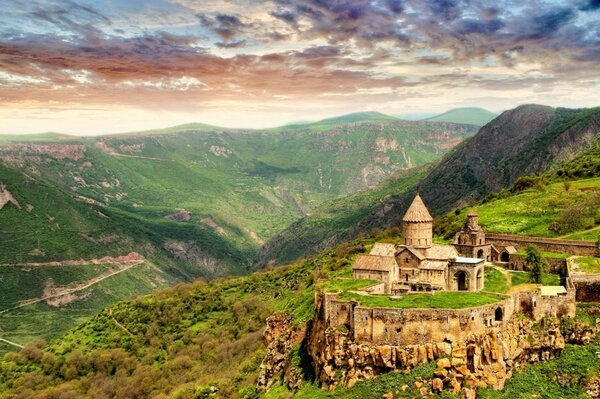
[579, 0, 600, 11]
[197, 13, 248, 40]
[215, 39, 247, 48]
[522, 7, 576, 39]
[27, 0, 110, 38]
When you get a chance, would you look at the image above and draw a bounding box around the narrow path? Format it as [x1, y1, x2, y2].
[0, 337, 23, 349]
[111, 153, 170, 161]
[108, 309, 134, 336]
[490, 264, 512, 286]
[0, 260, 145, 315]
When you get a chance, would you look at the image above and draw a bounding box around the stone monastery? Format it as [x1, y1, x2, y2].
[352, 194, 489, 295]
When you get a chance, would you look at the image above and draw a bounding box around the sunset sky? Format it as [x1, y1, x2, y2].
[1, 0, 599, 134]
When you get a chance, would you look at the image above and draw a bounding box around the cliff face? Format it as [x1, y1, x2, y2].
[305, 314, 595, 396]
[257, 313, 307, 391]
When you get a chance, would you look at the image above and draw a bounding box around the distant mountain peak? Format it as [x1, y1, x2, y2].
[314, 111, 398, 125]
[424, 107, 498, 126]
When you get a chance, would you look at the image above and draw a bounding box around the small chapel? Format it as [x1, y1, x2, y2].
[352, 193, 486, 295]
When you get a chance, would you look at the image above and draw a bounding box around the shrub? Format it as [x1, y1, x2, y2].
[556, 204, 593, 234]
[525, 245, 547, 284]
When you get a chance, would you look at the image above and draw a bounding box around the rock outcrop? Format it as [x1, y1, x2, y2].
[307, 316, 569, 395]
[257, 313, 306, 391]
[0, 184, 20, 210]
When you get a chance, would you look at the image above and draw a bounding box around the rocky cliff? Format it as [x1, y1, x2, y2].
[259, 311, 597, 397]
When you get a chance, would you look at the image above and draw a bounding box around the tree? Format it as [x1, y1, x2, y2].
[525, 245, 547, 284]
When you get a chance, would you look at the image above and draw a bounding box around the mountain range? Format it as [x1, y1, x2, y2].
[0, 104, 598, 352]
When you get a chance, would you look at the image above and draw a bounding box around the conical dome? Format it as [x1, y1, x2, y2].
[402, 194, 433, 222]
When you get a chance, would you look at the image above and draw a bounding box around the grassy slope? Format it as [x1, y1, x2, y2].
[1, 118, 477, 266]
[0, 261, 171, 347]
[0, 117, 477, 353]
[0, 230, 597, 398]
[424, 107, 498, 126]
[258, 106, 600, 268]
[443, 177, 600, 238]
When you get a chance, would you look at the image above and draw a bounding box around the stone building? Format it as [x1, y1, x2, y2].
[452, 210, 492, 260]
[353, 194, 485, 294]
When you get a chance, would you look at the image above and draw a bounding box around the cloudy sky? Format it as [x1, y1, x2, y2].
[1, 0, 599, 134]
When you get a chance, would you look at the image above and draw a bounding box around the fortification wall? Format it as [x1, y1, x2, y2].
[487, 233, 598, 256]
[319, 287, 576, 347]
[352, 298, 514, 346]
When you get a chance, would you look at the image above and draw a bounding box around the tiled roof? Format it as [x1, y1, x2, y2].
[420, 260, 448, 270]
[369, 243, 397, 256]
[423, 244, 458, 260]
[396, 245, 425, 260]
[402, 193, 433, 222]
[352, 254, 396, 272]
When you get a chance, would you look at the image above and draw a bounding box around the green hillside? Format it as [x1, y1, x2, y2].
[435, 142, 600, 241]
[0, 118, 476, 267]
[310, 111, 398, 125]
[0, 232, 597, 399]
[258, 105, 600, 267]
[0, 116, 477, 350]
[424, 107, 498, 126]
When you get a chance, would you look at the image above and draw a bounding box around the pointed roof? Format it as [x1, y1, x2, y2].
[402, 193, 433, 222]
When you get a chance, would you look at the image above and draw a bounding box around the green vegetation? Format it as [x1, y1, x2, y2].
[0, 215, 594, 399]
[0, 234, 382, 397]
[302, 111, 399, 126]
[0, 117, 477, 348]
[263, 105, 600, 269]
[318, 277, 378, 293]
[483, 267, 561, 294]
[0, 132, 76, 145]
[337, 291, 504, 309]
[437, 177, 600, 239]
[551, 122, 600, 181]
[525, 245, 548, 284]
[424, 107, 498, 126]
[511, 270, 561, 286]
[514, 249, 569, 259]
[1, 118, 476, 268]
[479, 340, 600, 399]
[573, 256, 600, 274]
[483, 268, 510, 293]
[255, 167, 427, 266]
[0, 262, 175, 347]
[269, 363, 440, 399]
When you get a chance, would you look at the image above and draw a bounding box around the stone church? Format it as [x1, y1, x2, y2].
[352, 194, 485, 295]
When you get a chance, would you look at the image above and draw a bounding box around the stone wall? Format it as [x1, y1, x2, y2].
[487, 233, 598, 256]
[572, 274, 600, 302]
[352, 298, 514, 346]
[318, 284, 576, 348]
[507, 253, 567, 273]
